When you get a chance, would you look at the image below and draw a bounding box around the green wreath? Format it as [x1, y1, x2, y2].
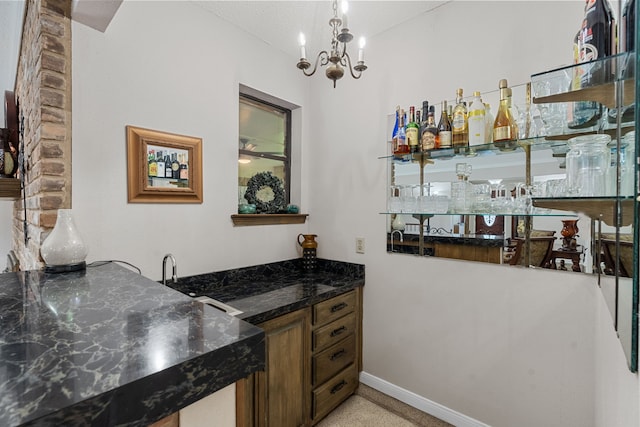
[244, 171, 285, 213]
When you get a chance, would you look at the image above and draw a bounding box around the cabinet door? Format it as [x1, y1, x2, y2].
[255, 309, 310, 427]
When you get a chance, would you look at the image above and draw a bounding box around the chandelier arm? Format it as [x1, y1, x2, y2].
[343, 51, 363, 79]
[302, 51, 330, 76]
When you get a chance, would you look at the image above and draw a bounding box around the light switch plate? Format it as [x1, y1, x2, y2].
[355, 237, 365, 254]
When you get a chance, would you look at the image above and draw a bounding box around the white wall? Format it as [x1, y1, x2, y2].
[69, 1, 639, 427]
[72, 0, 311, 279]
[304, 1, 638, 427]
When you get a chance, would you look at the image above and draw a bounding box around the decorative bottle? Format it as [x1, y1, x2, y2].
[148, 149, 157, 177]
[422, 106, 438, 151]
[484, 103, 494, 143]
[467, 91, 485, 146]
[451, 88, 468, 152]
[406, 106, 420, 153]
[156, 150, 165, 178]
[493, 79, 516, 148]
[393, 108, 409, 157]
[571, 0, 615, 129]
[437, 101, 452, 149]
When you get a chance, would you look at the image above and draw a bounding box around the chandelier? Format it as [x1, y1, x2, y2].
[296, 0, 367, 88]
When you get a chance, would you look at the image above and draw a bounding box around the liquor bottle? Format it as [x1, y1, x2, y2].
[156, 150, 165, 178]
[391, 105, 399, 151]
[164, 153, 172, 178]
[179, 154, 189, 179]
[406, 106, 420, 153]
[419, 100, 429, 144]
[148, 149, 157, 177]
[451, 88, 468, 152]
[484, 103, 494, 143]
[493, 79, 516, 146]
[436, 101, 452, 149]
[421, 105, 438, 151]
[571, 0, 615, 128]
[393, 108, 409, 157]
[171, 153, 180, 179]
[467, 91, 485, 146]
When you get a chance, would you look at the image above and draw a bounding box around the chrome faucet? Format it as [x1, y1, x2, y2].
[390, 230, 404, 252]
[162, 254, 177, 285]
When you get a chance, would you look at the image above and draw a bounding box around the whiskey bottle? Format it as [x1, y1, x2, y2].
[421, 106, 438, 151]
[571, 0, 615, 128]
[391, 105, 400, 151]
[164, 153, 172, 178]
[484, 103, 494, 144]
[406, 106, 420, 153]
[148, 149, 157, 177]
[393, 108, 409, 157]
[451, 88, 468, 152]
[419, 100, 429, 144]
[171, 153, 180, 179]
[467, 91, 485, 146]
[493, 79, 515, 146]
[437, 101, 452, 149]
[156, 150, 165, 178]
[179, 154, 189, 180]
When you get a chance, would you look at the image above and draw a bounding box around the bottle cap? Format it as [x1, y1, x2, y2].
[498, 79, 508, 89]
[473, 91, 481, 97]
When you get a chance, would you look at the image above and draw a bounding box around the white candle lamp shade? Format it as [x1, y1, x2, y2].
[40, 209, 89, 273]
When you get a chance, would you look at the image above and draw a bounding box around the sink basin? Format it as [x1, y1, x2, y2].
[193, 296, 243, 317]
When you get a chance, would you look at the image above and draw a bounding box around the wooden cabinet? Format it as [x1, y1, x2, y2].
[249, 308, 311, 427]
[237, 288, 362, 427]
[310, 290, 361, 424]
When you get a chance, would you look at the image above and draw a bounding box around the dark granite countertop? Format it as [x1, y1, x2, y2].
[168, 258, 365, 325]
[0, 262, 265, 427]
[388, 233, 505, 247]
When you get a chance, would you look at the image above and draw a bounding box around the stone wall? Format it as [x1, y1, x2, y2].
[13, 0, 72, 270]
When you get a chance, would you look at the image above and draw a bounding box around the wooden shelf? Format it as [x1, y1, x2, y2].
[532, 197, 634, 227]
[533, 79, 634, 110]
[231, 213, 308, 226]
[0, 178, 21, 199]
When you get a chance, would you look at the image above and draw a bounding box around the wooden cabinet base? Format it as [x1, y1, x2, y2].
[312, 364, 358, 423]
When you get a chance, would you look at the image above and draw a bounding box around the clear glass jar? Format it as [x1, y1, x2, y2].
[565, 134, 611, 196]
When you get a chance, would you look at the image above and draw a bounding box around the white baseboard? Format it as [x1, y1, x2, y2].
[359, 371, 491, 427]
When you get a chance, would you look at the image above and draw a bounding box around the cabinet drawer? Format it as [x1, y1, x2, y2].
[312, 364, 358, 422]
[312, 334, 355, 386]
[313, 291, 356, 327]
[313, 312, 356, 352]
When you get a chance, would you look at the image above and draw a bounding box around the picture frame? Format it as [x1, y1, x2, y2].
[126, 125, 203, 203]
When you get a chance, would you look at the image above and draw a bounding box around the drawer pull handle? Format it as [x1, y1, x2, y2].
[330, 326, 347, 337]
[330, 380, 347, 394]
[331, 302, 348, 313]
[330, 349, 346, 361]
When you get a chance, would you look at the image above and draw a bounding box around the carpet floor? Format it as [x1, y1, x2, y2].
[316, 395, 418, 427]
[316, 385, 453, 427]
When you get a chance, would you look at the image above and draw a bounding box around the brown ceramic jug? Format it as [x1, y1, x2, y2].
[297, 234, 318, 271]
[297, 234, 318, 249]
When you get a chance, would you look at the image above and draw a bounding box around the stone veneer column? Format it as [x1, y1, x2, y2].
[13, 0, 72, 271]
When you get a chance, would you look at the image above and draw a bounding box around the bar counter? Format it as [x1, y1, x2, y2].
[0, 263, 265, 427]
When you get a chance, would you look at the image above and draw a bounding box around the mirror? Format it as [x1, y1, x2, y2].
[383, 1, 637, 371]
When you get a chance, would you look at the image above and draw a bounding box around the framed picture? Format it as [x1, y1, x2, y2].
[126, 125, 203, 203]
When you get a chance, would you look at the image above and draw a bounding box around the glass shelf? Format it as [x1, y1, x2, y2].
[379, 209, 576, 217]
[531, 51, 634, 109]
